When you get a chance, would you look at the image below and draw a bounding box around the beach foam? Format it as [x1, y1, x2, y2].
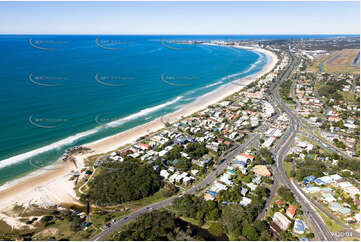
[0, 95, 184, 170]
[0, 128, 100, 170]
[106, 95, 183, 127]
[0, 45, 278, 210]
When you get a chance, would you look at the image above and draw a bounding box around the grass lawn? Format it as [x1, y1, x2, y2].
[314, 207, 344, 233]
[42, 219, 93, 240]
[340, 91, 357, 103]
[121, 187, 173, 209]
[343, 236, 361, 241]
[283, 160, 293, 178]
[297, 135, 333, 155]
[308, 50, 360, 74]
[265, 184, 281, 218]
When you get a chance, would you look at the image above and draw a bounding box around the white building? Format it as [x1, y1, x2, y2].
[273, 212, 291, 231]
[239, 197, 252, 206]
[160, 169, 170, 179]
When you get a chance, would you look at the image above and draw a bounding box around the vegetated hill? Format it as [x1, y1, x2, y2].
[110, 210, 226, 241]
[84, 162, 162, 205]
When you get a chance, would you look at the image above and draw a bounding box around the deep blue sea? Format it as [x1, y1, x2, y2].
[0, 34, 350, 185]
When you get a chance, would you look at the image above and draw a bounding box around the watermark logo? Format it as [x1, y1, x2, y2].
[94, 114, 119, 128]
[225, 74, 249, 87]
[29, 114, 68, 129]
[94, 73, 133, 87]
[28, 158, 58, 171]
[294, 163, 328, 172]
[160, 73, 199, 87]
[27, 199, 59, 212]
[95, 37, 134, 50]
[222, 203, 265, 213]
[160, 39, 190, 51]
[331, 231, 353, 238]
[95, 159, 133, 173]
[28, 73, 67, 87]
[29, 38, 68, 51]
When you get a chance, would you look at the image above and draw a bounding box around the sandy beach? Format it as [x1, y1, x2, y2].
[0, 45, 278, 218]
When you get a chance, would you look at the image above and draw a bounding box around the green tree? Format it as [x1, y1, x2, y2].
[242, 224, 259, 240]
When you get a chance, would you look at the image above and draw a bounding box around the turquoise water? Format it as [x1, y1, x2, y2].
[0, 35, 269, 185]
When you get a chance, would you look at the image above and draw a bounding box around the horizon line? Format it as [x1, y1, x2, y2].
[0, 33, 359, 36]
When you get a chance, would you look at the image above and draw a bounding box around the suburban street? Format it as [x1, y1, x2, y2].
[91, 127, 262, 240]
[91, 49, 358, 241]
[267, 51, 335, 241]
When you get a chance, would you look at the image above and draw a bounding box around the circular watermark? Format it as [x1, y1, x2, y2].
[28, 38, 68, 51]
[222, 203, 265, 213]
[28, 158, 59, 171]
[94, 73, 133, 87]
[27, 199, 60, 213]
[94, 157, 130, 172]
[93, 200, 128, 214]
[225, 73, 252, 87]
[160, 39, 190, 51]
[294, 163, 329, 172]
[160, 73, 199, 87]
[28, 114, 68, 129]
[95, 37, 134, 50]
[94, 114, 122, 129]
[28, 73, 67, 87]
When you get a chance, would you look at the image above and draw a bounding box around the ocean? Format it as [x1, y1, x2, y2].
[0, 34, 345, 186]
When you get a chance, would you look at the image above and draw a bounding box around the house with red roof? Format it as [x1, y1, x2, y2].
[286, 204, 297, 218]
[139, 143, 150, 150]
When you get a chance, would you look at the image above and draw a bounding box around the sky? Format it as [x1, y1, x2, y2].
[0, 1, 359, 35]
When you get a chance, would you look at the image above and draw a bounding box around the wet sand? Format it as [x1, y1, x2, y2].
[0, 45, 278, 211]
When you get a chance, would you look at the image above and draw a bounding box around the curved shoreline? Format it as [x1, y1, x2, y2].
[0, 45, 278, 212]
[86, 46, 277, 154]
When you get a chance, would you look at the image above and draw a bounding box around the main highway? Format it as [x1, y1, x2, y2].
[92, 48, 354, 241]
[267, 50, 336, 241]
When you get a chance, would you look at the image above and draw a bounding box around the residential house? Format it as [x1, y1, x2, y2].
[286, 204, 296, 218]
[273, 212, 291, 231]
[241, 187, 249, 196]
[204, 193, 216, 201]
[235, 153, 255, 163]
[160, 170, 170, 179]
[252, 165, 271, 177]
[321, 193, 336, 203]
[246, 183, 257, 191]
[293, 219, 305, 234]
[239, 197, 252, 206]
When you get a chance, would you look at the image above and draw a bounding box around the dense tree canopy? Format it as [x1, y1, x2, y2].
[84, 162, 162, 204]
[278, 186, 295, 204]
[295, 157, 326, 182]
[111, 210, 223, 241]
